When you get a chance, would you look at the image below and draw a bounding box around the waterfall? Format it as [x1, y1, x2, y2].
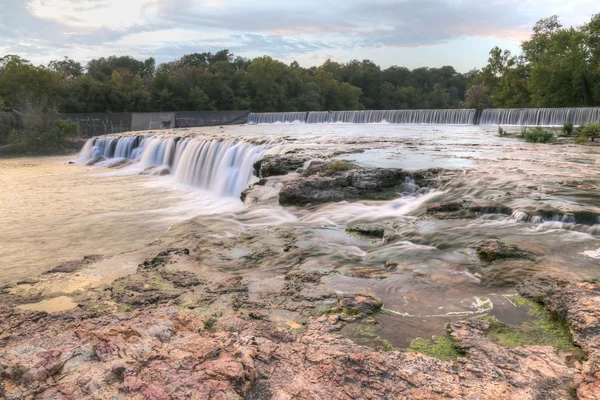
[247, 112, 308, 124]
[77, 135, 269, 197]
[480, 108, 600, 126]
[249, 109, 476, 124]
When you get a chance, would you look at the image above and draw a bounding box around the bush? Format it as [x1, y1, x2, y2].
[575, 123, 600, 144]
[523, 127, 554, 143]
[562, 122, 574, 136]
[582, 123, 600, 142]
[327, 160, 350, 172]
[498, 127, 508, 137]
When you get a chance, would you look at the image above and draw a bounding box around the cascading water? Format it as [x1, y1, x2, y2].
[480, 108, 600, 126]
[327, 109, 476, 124]
[78, 136, 269, 197]
[250, 109, 476, 124]
[247, 112, 308, 124]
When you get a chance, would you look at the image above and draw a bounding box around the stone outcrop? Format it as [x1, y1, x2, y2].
[279, 167, 439, 206]
[427, 200, 513, 219]
[253, 155, 308, 178]
[2, 251, 599, 399]
[471, 239, 535, 262]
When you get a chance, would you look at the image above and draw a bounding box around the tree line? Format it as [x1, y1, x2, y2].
[1, 13, 599, 149]
[476, 14, 600, 109]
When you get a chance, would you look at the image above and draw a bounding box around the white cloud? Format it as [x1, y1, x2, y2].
[26, 0, 160, 30]
[204, 0, 224, 9]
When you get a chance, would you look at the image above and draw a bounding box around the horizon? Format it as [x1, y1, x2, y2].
[1, 1, 600, 72]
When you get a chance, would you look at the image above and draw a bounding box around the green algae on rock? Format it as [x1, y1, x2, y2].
[408, 334, 466, 361]
[485, 295, 577, 352]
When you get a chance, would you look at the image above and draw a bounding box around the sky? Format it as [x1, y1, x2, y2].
[0, 0, 599, 72]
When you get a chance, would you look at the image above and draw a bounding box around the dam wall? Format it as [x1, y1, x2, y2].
[62, 111, 250, 137]
[247, 108, 600, 126]
[62, 107, 600, 136]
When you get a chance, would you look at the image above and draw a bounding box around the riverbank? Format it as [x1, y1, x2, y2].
[0, 138, 86, 157]
[2, 249, 600, 399]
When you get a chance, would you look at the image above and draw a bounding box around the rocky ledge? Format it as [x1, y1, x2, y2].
[278, 161, 441, 206]
[1, 250, 600, 399]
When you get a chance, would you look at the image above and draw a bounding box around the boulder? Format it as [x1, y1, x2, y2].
[471, 240, 535, 262]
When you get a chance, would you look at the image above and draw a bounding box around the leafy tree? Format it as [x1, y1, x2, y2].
[462, 85, 491, 109]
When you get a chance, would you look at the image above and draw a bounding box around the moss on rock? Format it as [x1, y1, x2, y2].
[485, 296, 576, 352]
[408, 335, 465, 361]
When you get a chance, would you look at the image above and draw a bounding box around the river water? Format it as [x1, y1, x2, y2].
[2, 124, 599, 346]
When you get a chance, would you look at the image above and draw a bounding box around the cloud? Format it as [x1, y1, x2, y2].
[0, 0, 598, 69]
[26, 0, 159, 30]
[203, 0, 224, 9]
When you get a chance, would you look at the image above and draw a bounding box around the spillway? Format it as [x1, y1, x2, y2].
[77, 136, 269, 197]
[247, 112, 308, 124]
[249, 109, 476, 124]
[480, 108, 600, 126]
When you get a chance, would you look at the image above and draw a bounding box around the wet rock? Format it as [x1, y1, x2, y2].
[208, 276, 248, 294]
[85, 156, 104, 166]
[346, 223, 392, 239]
[4, 246, 600, 400]
[141, 166, 170, 176]
[110, 274, 183, 306]
[280, 167, 439, 206]
[254, 155, 307, 178]
[471, 239, 535, 262]
[285, 270, 326, 284]
[159, 270, 204, 288]
[468, 201, 513, 215]
[427, 200, 512, 219]
[15, 278, 40, 285]
[106, 159, 133, 169]
[45, 255, 102, 274]
[517, 280, 600, 398]
[427, 201, 464, 213]
[516, 277, 568, 302]
[138, 248, 190, 271]
[299, 160, 329, 176]
[337, 294, 383, 315]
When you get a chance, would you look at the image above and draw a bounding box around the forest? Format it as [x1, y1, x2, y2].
[0, 13, 599, 147]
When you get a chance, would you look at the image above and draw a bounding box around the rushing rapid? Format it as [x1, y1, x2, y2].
[78, 136, 270, 197]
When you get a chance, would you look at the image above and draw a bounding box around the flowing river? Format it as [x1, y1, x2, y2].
[2, 123, 599, 346]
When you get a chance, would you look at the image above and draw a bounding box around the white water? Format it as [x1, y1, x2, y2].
[248, 108, 600, 126]
[249, 109, 476, 125]
[247, 112, 308, 124]
[78, 136, 270, 197]
[480, 107, 600, 126]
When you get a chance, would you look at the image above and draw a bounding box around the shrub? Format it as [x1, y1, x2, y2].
[327, 160, 350, 172]
[523, 127, 554, 143]
[498, 127, 507, 137]
[562, 122, 574, 136]
[582, 123, 600, 142]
